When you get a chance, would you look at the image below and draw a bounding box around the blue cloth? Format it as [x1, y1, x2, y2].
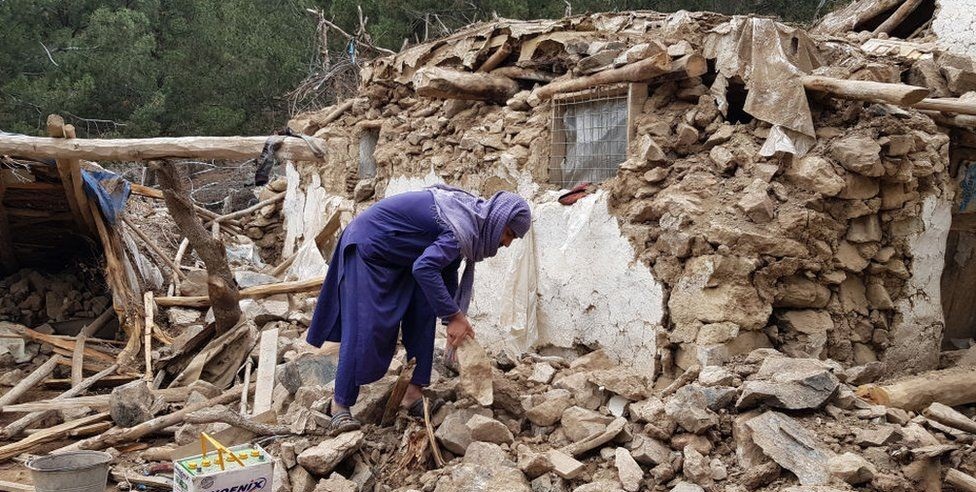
[307, 191, 461, 402]
[428, 185, 531, 314]
[81, 170, 131, 225]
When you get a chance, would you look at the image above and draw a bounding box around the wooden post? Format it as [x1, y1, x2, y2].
[45, 115, 95, 233]
[152, 160, 241, 334]
[857, 367, 976, 410]
[72, 307, 116, 387]
[947, 469, 976, 492]
[627, 82, 648, 147]
[914, 97, 976, 116]
[873, 0, 924, 35]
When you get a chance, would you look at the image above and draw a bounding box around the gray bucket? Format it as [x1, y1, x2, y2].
[26, 451, 112, 492]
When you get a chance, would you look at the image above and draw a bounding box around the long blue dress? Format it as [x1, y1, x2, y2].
[306, 190, 462, 406]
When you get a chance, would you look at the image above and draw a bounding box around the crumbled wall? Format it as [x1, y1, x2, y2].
[933, 0, 976, 58]
[288, 12, 956, 378]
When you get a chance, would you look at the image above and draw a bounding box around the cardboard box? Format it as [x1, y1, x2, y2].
[174, 443, 273, 492]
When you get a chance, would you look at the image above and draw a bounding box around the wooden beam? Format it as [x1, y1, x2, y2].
[948, 469, 976, 492]
[2, 323, 116, 363]
[915, 97, 976, 116]
[252, 328, 278, 416]
[857, 367, 976, 411]
[72, 307, 116, 387]
[532, 48, 671, 101]
[0, 134, 328, 162]
[414, 66, 520, 102]
[122, 216, 186, 281]
[143, 291, 154, 381]
[801, 76, 931, 105]
[154, 277, 325, 308]
[922, 402, 976, 434]
[2, 394, 111, 413]
[0, 356, 61, 408]
[874, 0, 925, 35]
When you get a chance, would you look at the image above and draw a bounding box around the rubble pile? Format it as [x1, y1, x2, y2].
[0, 268, 110, 328]
[243, 176, 289, 263]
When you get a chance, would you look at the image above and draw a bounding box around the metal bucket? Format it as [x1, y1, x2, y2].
[26, 451, 112, 492]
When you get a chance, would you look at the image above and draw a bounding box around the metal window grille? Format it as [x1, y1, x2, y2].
[358, 128, 379, 178]
[550, 90, 629, 189]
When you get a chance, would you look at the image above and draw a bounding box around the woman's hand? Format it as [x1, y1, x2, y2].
[446, 313, 475, 348]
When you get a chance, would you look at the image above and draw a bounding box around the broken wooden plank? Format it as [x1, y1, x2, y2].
[922, 402, 976, 434]
[0, 363, 118, 440]
[122, 216, 186, 281]
[154, 277, 325, 308]
[252, 328, 278, 416]
[2, 394, 111, 413]
[532, 47, 671, 101]
[2, 322, 116, 364]
[801, 76, 930, 105]
[110, 469, 174, 489]
[206, 191, 284, 225]
[143, 291, 154, 381]
[490, 66, 557, 82]
[64, 382, 253, 452]
[42, 375, 134, 390]
[0, 355, 61, 408]
[0, 134, 329, 162]
[0, 412, 110, 461]
[873, 0, 925, 35]
[857, 367, 976, 411]
[382, 359, 416, 426]
[947, 468, 976, 492]
[73, 307, 117, 387]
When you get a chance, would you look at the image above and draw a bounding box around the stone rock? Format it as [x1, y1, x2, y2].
[350, 375, 397, 424]
[745, 411, 834, 486]
[561, 406, 613, 441]
[234, 271, 279, 289]
[353, 180, 375, 202]
[854, 426, 899, 447]
[664, 385, 719, 433]
[529, 363, 556, 384]
[614, 448, 643, 492]
[839, 276, 869, 315]
[778, 310, 834, 335]
[457, 338, 493, 406]
[698, 366, 734, 386]
[787, 155, 845, 196]
[548, 450, 585, 479]
[710, 458, 728, 481]
[736, 356, 839, 410]
[290, 465, 317, 492]
[741, 461, 781, 490]
[313, 473, 358, 492]
[573, 481, 624, 492]
[569, 349, 615, 371]
[844, 362, 884, 385]
[433, 460, 531, 492]
[682, 444, 711, 486]
[517, 452, 553, 479]
[297, 431, 364, 476]
[830, 135, 884, 176]
[467, 414, 515, 444]
[866, 281, 894, 310]
[835, 241, 869, 272]
[828, 452, 876, 484]
[0, 369, 24, 386]
[670, 255, 771, 331]
[738, 179, 775, 223]
[166, 307, 201, 325]
[627, 435, 672, 466]
[110, 380, 154, 428]
[278, 353, 338, 394]
[774, 276, 830, 308]
[629, 396, 665, 423]
[435, 407, 492, 455]
[847, 215, 882, 243]
[608, 395, 629, 417]
[838, 173, 880, 199]
[464, 441, 511, 466]
[671, 482, 705, 492]
[553, 372, 605, 410]
[588, 368, 649, 400]
[676, 123, 699, 148]
[696, 322, 739, 345]
[638, 134, 667, 164]
[525, 389, 573, 426]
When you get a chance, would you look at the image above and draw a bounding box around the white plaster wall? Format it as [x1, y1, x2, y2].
[933, 0, 976, 57]
[883, 195, 953, 373]
[469, 191, 665, 378]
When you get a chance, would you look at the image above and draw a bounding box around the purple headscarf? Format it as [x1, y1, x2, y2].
[428, 184, 531, 315]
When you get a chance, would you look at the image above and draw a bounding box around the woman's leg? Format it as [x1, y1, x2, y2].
[400, 281, 437, 407]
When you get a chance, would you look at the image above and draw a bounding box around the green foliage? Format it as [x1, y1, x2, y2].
[0, 0, 833, 137]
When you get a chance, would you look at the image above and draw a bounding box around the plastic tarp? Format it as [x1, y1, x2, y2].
[557, 97, 628, 187]
[81, 169, 131, 225]
[703, 17, 823, 156]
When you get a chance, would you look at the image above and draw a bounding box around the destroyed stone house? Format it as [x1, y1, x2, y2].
[284, 9, 974, 381]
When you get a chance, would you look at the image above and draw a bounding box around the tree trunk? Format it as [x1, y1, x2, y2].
[151, 160, 241, 334]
